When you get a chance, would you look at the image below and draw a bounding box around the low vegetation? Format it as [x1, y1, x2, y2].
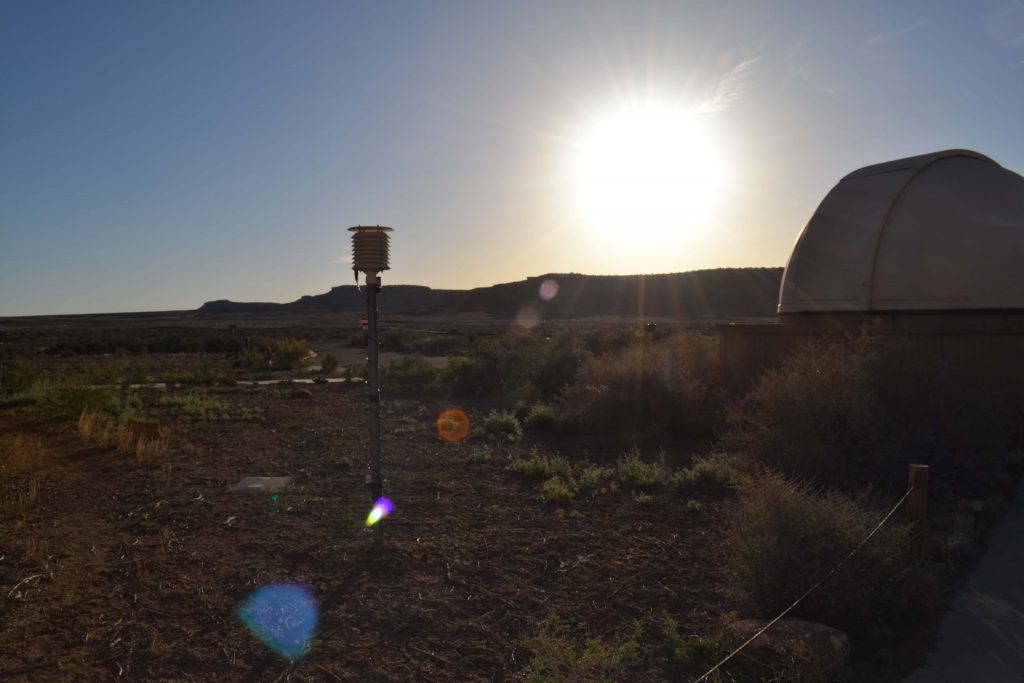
[725, 471, 937, 641]
[0, 434, 48, 519]
[158, 390, 263, 421]
[520, 615, 642, 683]
[237, 337, 311, 371]
[4, 317, 1016, 681]
[474, 410, 523, 443]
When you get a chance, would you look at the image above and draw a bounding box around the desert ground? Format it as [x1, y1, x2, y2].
[1, 313, 1002, 682]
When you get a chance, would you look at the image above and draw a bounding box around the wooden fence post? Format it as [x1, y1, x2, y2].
[907, 464, 930, 559]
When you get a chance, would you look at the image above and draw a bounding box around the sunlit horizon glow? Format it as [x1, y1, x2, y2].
[570, 102, 728, 257]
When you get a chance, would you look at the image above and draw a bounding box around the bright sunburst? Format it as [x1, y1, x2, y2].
[572, 104, 726, 245]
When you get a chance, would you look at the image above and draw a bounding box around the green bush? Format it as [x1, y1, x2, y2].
[509, 449, 572, 479]
[464, 448, 492, 464]
[524, 403, 560, 433]
[575, 463, 613, 492]
[725, 471, 931, 639]
[159, 391, 232, 420]
[165, 365, 224, 387]
[615, 448, 669, 489]
[32, 383, 141, 425]
[238, 337, 311, 371]
[320, 353, 341, 375]
[158, 390, 263, 421]
[521, 615, 641, 683]
[441, 356, 498, 397]
[541, 477, 575, 503]
[672, 452, 745, 495]
[475, 410, 523, 442]
[383, 355, 441, 392]
[0, 361, 40, 393]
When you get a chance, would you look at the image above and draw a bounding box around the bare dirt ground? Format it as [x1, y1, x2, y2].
[0, 384, 730, 681]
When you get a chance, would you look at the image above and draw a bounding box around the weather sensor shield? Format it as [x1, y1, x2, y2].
[348, 225, 393, 273]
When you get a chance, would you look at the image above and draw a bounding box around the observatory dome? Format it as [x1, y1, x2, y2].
[778, 149, 1024, 314]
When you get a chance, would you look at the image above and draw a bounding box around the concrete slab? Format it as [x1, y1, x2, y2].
[903, 482, 1024, 682]
[229, 476, 291, 493]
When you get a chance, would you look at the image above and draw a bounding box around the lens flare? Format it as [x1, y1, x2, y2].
[539, 279, 559, 301]
[365, 497, 394, 526]
[516, 304, 541, 329]
[237, 584, 318, 663]
[437, 408, 471, 442]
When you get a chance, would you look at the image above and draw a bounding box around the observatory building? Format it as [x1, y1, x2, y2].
[720, 149, 1024, 391]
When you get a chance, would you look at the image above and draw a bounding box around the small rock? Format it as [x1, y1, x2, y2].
[727, 618, 850, 675]
[290, 388, 313, 399]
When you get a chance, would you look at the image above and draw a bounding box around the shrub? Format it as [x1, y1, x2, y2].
[521, 615, 641, 683]
[159, 391, 231, 420]
[615, 448, 669, 489]
[672, 452, 745, 495]
[541, 477, 575, 503]
[575, 463, 613, 492]
[464, 448, 492, 464]
[559, 332, 723, 443]
[475, 410, 523, 443]
[661, 613, 727, 666]
[722, 337, 889, 486]
[383, 355, 441, 392]
[238, 338, 311, 371]
[165, 365, 224, 387]
[441, 356, 498, 397]
[35, 383, 141, 425]
[320, 353, 341, 375]
[725, 471, 929, 640]
[524, 403, 559, 433]
[509, 449, 572, 479]
[0, 360, 40, 393]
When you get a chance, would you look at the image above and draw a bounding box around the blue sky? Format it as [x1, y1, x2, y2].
[3, 0, 1023, 315]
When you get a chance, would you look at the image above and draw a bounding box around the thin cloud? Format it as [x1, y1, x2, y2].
[694, 54, 764, 116]
[866, 17, 935, 47]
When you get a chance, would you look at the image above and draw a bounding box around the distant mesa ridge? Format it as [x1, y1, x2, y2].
[198, 268, 783, 320]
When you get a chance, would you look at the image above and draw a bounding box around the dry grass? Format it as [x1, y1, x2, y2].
[0, 434, 47, 519]
[78, 410, 169, 461]
[0, 433, 48, 475]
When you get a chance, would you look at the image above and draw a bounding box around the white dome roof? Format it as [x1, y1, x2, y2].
[779, 149, 1024, 314]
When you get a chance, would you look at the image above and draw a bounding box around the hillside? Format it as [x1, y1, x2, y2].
[198, 268, 783, 320]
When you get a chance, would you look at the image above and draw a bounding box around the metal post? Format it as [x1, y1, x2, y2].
[366, 272, 384, 547]
[907, 464, 929, 559]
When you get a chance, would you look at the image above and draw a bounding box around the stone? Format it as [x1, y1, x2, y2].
[727, 618, 850, 675]
[229, 476, 291, 493]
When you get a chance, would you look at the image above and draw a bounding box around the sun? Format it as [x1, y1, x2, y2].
[571, 104, 726, 245]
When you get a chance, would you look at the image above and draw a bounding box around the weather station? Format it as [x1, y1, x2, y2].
[349, 225, 394, 548]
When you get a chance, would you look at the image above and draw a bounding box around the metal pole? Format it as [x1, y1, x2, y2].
[366, 272, 384, 547]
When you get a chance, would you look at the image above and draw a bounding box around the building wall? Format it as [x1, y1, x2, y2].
[718, 313, 1024, 396]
